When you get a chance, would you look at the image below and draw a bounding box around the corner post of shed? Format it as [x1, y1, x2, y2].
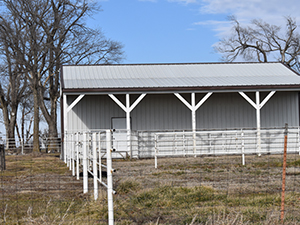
[256, 91, 261, 154]
[126, 94, 131, 157]
[63, 93, 68, 163]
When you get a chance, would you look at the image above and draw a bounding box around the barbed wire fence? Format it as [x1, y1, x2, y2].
[0, 126, 300, 224]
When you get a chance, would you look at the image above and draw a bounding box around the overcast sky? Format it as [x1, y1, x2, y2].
[91, 0, 300, 64]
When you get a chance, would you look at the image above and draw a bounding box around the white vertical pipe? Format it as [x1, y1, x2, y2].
[106, 130, 114, 225]
[72, 134, 75, 175]
[66, 134, 70, 167]
[126, 94, 132, 158]
[298, 127, 300, 155]
[93, 133, 98, 200]
[83, 132, 88, 193]
[76, 133, 79, 180]
[256, 91, 261, 155]
[21, 138, 24, 155]
[241, 130, 245, 165]
[155, 134, 158, 169]
[99, 132, 102, 183]
[191, 93, 196, 156]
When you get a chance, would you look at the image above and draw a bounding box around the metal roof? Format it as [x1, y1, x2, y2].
[61, 62, 300, 92]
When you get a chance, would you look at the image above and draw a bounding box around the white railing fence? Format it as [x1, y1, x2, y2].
[0, 135, 61, 154]
[65, 130, 115, 225]
[154, 127, 300, 168]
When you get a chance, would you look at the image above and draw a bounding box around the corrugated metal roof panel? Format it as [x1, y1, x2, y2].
[62, 62, 300, 90]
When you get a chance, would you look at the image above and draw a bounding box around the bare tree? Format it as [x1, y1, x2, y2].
[215, 16, 300, 72]
[0, 38, 29, 149]
[0, 0, 124, 151]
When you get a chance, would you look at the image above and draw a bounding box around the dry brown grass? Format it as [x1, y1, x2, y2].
[0, 153, 300, 224]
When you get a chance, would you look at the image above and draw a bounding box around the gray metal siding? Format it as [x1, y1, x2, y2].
[66, 91, 299, 132]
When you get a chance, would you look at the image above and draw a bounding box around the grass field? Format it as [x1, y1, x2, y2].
[1, 152, 300, 224]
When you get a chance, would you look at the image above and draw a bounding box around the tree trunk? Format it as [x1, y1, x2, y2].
[0, 144, 5, 171]
[33, 87, 40, 152]
[1, 99, 17, 149]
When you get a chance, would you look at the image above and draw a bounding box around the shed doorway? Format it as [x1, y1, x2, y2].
[111, 117, 128, 157]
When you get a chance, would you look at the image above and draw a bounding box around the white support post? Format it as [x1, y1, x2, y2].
[106, 130, 114, 225]
[76, 133, 80, 180]
[256, 91, 261, 154]
[191, 93, 196, 156]
[93, 133, 98, 200]
[126, 94, 131, 157]
[83, 132, 88, 193]
[239, 91, 276, 155]
[174, 92, 213, 156]
[109, 93, 146, 158]
[63, 94, 67, 163]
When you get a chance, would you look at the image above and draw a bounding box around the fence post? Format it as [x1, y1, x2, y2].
[281, 123, 288, 222]
[93, 133, 98, 200]
[106, 130, 114, 225]
[0, 144, 5, 171]
[21, 138, 24, 155]
[83, 132, 88, 193]
[298, 127, 300, 155]
[154, 134, 158, 169]
[241, 130, 245, 166]
[64, 132, 67, 163]
[98, 132, 102, 183]
[71, 134, 74, 173]
[76, 133, 80, 180]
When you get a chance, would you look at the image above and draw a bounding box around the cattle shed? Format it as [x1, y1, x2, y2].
[60, 62, 300, 158]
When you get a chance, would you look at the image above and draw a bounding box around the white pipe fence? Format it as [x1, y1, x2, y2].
[65, 130, 115, 225]
[63, 127, 300, 162]
[0, 135, 61, 154]
[154, 127, 300, 168]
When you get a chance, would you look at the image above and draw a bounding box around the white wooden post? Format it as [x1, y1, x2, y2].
[239, 91, 276, 155]
[191, 93, 196, 155]
[93, 133, 98, 200]
[106, 130, 114, 225]
[63, 94, 67, 163]
[63, 94, 85, 162]
[174, 92, 213, 155]
[256, 91, 261, 154]
[126, 94, 131, 157]
[83, 132, 88, 193]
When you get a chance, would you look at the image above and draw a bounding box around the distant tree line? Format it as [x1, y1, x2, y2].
[0, 0, 124, 151]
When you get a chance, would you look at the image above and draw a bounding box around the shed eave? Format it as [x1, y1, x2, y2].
[61, 84, 300, 95]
